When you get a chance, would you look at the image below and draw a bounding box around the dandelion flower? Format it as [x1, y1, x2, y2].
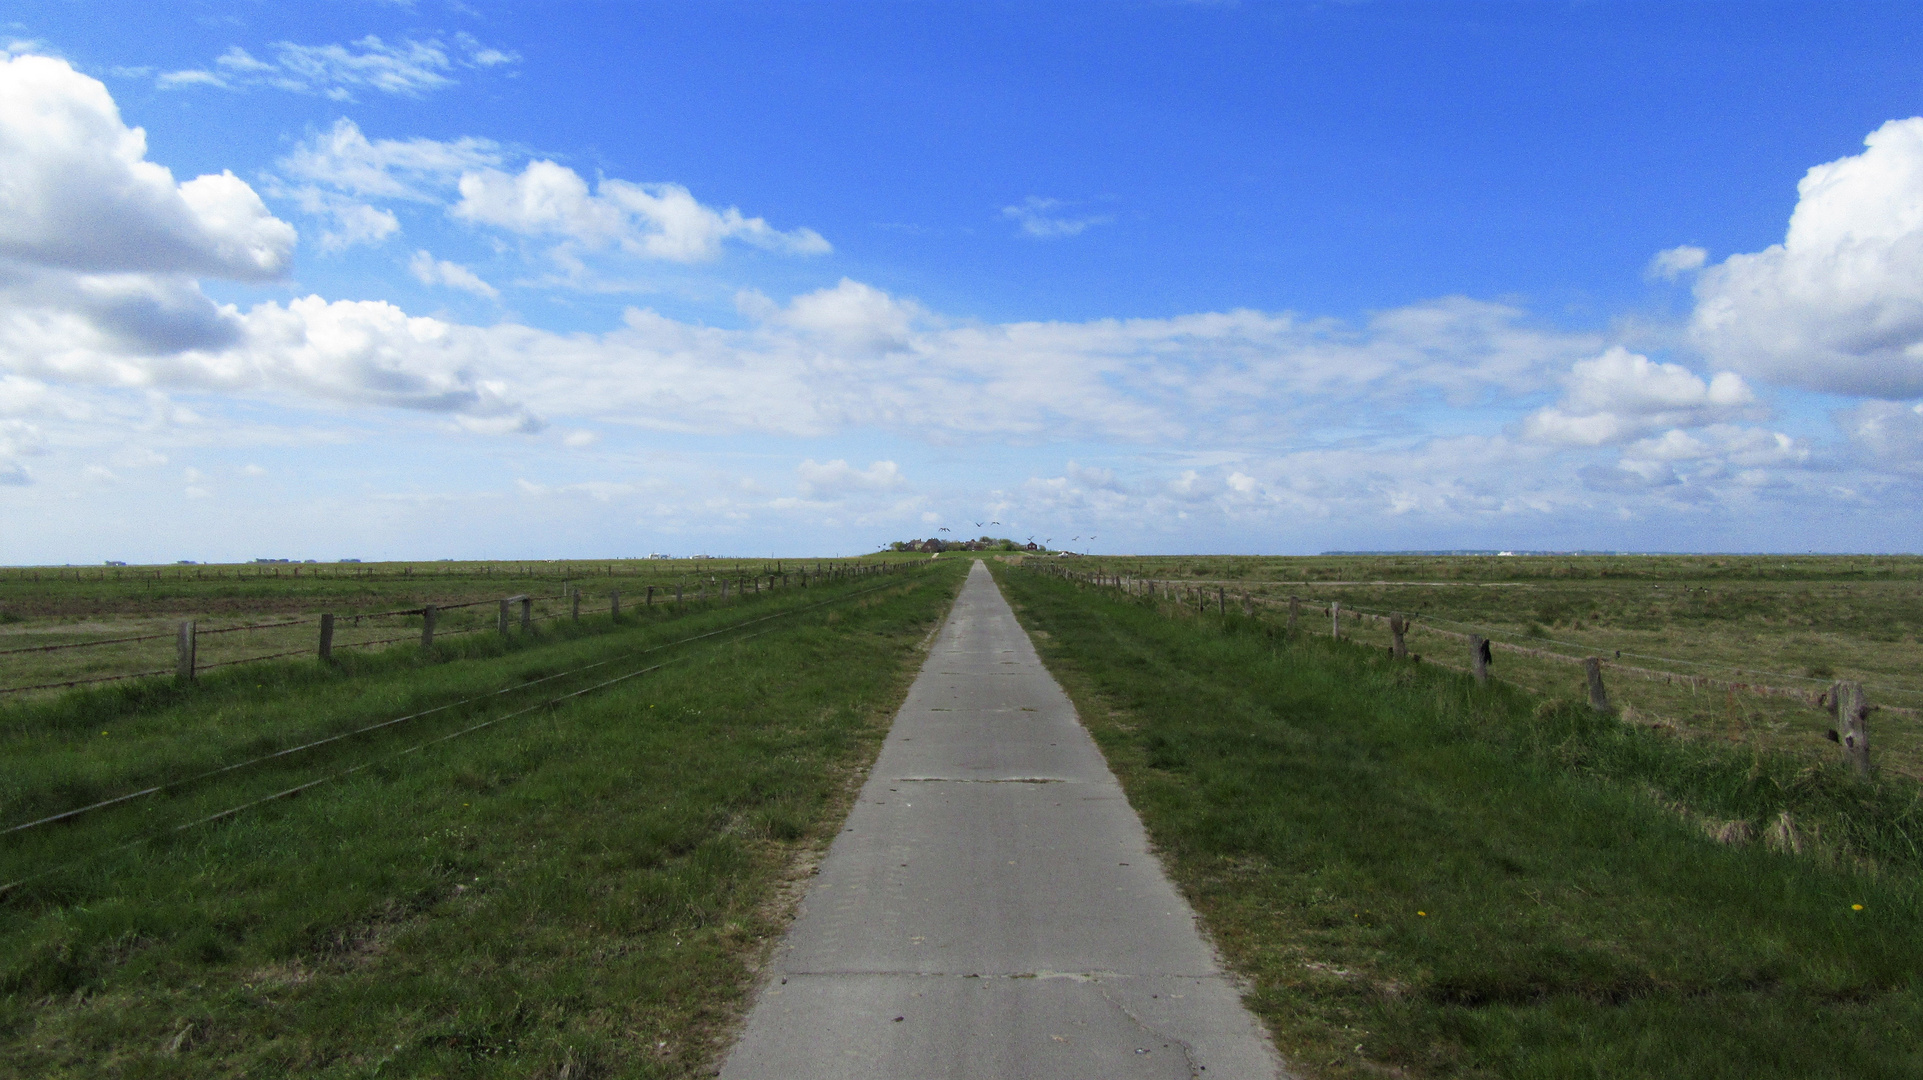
[1417, 911, 1427, 917]
[1852, 903, 1865, 911]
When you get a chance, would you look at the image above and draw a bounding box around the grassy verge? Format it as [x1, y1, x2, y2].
[992, 563, 1923, 1079]
[0, 561, 965, 1078]
[1051, 554, 1923, 780]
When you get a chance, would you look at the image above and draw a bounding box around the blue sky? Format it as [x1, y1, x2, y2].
[3, 2, 1922, 560]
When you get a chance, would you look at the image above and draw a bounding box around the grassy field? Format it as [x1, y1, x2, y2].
[1051, 554, 1923, 781]
[0, 555, 915, 698]
[991, 561, 1923, 1079]
[0, 558, 965, 1078]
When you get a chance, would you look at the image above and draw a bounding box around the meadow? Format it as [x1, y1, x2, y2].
[1058, 554, 1923, 781]
[0, 556, 904, 699]
[0, 558, 964, 1078]
[992, 560, 1923, 1079]
[4, 549, 1918, 1077]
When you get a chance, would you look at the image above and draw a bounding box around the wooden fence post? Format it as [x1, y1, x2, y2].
[572, 590, 581, 621]
[1288, 596, 1300, 632]
[1218, 587, 1226, 615]
[676, 584, 684, 606]
[1584, 658, 1610, 712]
[319, 613, 335, 662]
[1388, 615, 1409, 658]
[1471, 635, 1489, 685]
[1828, 681, 1872, 777]
[498, 599, 511, 636]
[176, 620, 196, 683]
[1331, 601, 1341, 639]
[611, 591, 621, 620]
[520, 596, 533, 633]
[421, 605, 436, 648]
[1242, 591, 1253, 616]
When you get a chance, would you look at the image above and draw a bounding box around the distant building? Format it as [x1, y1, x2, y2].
[104, 560, 127, 567]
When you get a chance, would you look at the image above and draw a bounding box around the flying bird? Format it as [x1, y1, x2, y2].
[990, 521, 1001, 525]
[974, 521, 984, 528]
[938, 527, 950, 532]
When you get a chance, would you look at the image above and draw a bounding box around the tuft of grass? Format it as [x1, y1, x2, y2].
[995, 564, 1923, 1080]
[0, 562, 967, 1078]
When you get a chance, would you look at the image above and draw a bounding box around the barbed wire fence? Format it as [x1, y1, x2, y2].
[1029, 561, 1913, 778]
[1, 561, 898, 697]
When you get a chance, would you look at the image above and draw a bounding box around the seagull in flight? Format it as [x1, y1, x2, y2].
[938, 527, 950, 532]
[973, 521, 984, 528]
[990, 521, 1001, 525]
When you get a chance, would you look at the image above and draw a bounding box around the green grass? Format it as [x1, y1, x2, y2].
[1041, 553, 1923, 781]
[0, 555, 915, 699]
[0, 560, 966, 1078]
[992, 562, 1923, 1080]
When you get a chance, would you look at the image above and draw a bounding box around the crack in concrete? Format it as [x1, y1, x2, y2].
[1095, 982, 1207, 1078]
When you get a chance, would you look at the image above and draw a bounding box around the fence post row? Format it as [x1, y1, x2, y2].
[319, 613, 335, 662]
[176, 620, 196, 683]
[1827, 681, 1872, 776]
[1584, 657, 1610, 713]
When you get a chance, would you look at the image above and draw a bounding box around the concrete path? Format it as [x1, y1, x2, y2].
[721, 561, 1284, 1079]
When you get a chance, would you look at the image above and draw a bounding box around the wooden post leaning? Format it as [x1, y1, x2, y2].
[1828, 681, 1872, 777]
[1584, 657, 1610, 712]
[1387, 614, 1409, 658]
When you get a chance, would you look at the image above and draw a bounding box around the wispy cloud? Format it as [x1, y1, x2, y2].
[158, 34, 519, 101]
[409, 249, 498, 298]
[1000, 196, 1111, 238]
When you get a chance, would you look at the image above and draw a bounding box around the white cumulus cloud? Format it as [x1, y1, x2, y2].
[453, 160, 832, 262]
[0, 54, 295, 279]
[1691, 117, 1923, 398]
[1522, 347, 1757, 446]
